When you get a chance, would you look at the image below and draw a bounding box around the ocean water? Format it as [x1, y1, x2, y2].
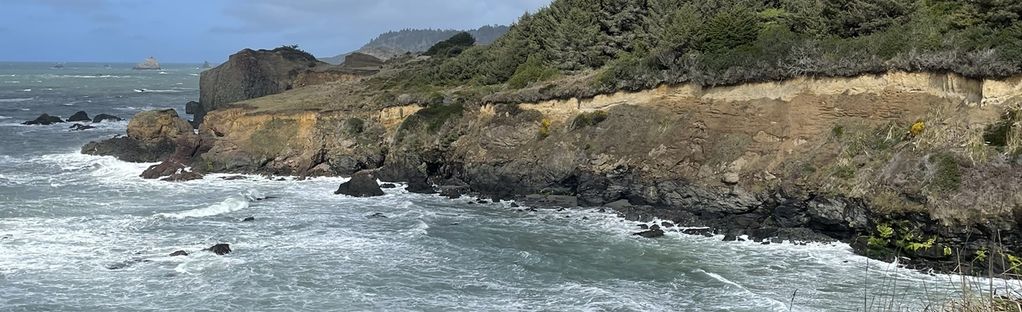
[0, 62, 1016, 311]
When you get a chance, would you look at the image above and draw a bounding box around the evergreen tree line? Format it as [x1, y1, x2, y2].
[384, 0, 1022, 94]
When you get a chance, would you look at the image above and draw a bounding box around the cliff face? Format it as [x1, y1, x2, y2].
[196, 47, 367, 125]
[189, 71, 1022, 277]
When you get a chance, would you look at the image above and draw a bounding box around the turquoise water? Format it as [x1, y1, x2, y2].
[0, 63, 1013, 311]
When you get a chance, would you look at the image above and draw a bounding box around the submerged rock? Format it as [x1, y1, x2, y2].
[334, 171, 384, 197]
[23, 113, 64, 125]
[66, 111, 90, 122]
[367, 212, 388, 219]
[92, 114, 122, 123]
[380, 183, 397, 189]
[169, 250, 188, 257]
[207, 244, 231, 255]
[241, 217, 255, 222]
[69, 123, 95, 131]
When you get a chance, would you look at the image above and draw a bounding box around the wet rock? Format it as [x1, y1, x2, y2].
[161, 171, 203, 182]
[334, 171, 384, 197]
[169, 250, 188, 257]
[92, 113, 122, 123]
[66, 111, 90, 122]
[69, 123, 96, 131]
[439, 186, 467, 199]
[184, 101, 201, 115]
[638, 224, 650, 230]
[241, 217, 256, 222]
[23, 113, 64, 125]
[661, 221, 676, 228]
[405, 174, 436, 194]
[681, 227, 712, 236]
[723, 232, 738, 242]
[522, 194, 577, 208]
[509, 202, 520, 208]
[207, 244, 231, 255]
[380, 183, 397, 189]
[634, 228, 665, 238]
[221, 175, 247, 180]
[604, 199, 634, 210]
[81, 136, 176, 163]
[82, 109, 194, 163]
[367, 212, 388, 219]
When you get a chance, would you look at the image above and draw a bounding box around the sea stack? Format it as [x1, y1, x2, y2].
[132, 57, 161, 70]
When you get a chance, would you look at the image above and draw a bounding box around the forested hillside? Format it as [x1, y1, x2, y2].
[320, 25, 509, 63]
[385, 0, 1022, 96]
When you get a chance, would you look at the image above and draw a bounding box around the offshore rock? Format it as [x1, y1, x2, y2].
[207, 244, 231, 255]
[23, 113, 64, 125]
[66, 111, 90, 122]
[69, 123, 95, 131]
[334, 171, 384, 197]
[92, 114, 122, 123]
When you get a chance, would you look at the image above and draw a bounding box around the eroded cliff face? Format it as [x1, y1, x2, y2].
[194, 71, 1022, 276]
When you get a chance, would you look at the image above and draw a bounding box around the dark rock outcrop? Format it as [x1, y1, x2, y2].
[92, 114, 122, 123]
[69, 123, 95, 131]
[197, 47, 326, 124]
[66, 111, 90, 122]
[334, 171, 385, 197]
[241, 217, 255, 222]
[23, 114, 64, 125]
[207, 244, 231, 255]
[634, 228, 665, 238]
[82, 109, 195, 163]
[140, 134, 210, 181]
[169, 250, 188, 257]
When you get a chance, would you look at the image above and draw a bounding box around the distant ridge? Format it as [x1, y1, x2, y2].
[319, 25, 509, 64]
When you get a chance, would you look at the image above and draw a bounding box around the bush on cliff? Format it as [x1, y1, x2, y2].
[424, 32, 476, 58]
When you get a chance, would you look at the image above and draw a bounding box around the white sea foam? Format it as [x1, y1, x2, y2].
[0, 115, 9, 119]
[3, 80, 19, 83]
[40, 74, 131, 79]
[155, 197, 250, 219]
[21, 89, 31, 92]
[0, 97, 33, 103]
[133, 89, 181, 93]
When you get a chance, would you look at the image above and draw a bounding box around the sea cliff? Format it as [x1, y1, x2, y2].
[103, 68, 1021, 278]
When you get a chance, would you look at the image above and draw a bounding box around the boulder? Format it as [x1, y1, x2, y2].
[207, 244, 231, 255]
[126, 109, 193, 144]
[69, 123, 95, 131]
[722, 172, 740, 185]
[23, 113, 64, 125]
[184, 101, 201, 115]
[405, 174, 436, 194]
[169, 250, 188, 257]
[380, 183, 397, 189]
[92, 114, 122, 123]
[66, 111, 90, 122]
[334, 171, 384, 197]
[634, 228, 665, 238]
[82, 109, 196, 163]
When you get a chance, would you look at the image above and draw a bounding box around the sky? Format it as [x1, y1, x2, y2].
[0, 0, 551, 63]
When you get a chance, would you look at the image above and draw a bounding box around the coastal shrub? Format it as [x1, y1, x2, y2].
[507, 55, 558, 89]
[930, 152, 961, 192]
[570, 110, 608, 130]
[831, 125, 844, 138]
[538, 118, 552, 139]
[983, 109, 1022, 153]
[909, 120, 925, 137]
[343, 117, 365, 135]
[400, 103, 465, 134]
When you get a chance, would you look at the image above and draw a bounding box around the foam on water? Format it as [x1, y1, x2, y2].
[155, 197, 251, 219]
[0, 97, 34, 102]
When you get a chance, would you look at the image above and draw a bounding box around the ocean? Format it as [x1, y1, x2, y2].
[0, 62, 1012, 311]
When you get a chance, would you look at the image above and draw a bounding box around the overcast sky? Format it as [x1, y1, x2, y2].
[0, 0, 550, 63]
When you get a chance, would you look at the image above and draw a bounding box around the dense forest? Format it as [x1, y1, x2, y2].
[382, 0, 1022, 96]
[320, 26, 509, 63]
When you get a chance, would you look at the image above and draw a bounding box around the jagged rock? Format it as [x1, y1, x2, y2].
[23, 114, 64, 125]
[207, 244, 231, 255]
[439, 186, 467, 199]
[140, 135, 210, 180]
[69, 123, 95, 131]
[92, 114, 122, 123]
[169, 250, 188, 257]
[66, 111, 90, 122]
[334, 171, 384, 197]
[81, 136, 176, 163]
[161, 171, 203, 182]
[634, 229, 665, 238]
[405, 174, 435, 194]
[681, 227, 713, 236]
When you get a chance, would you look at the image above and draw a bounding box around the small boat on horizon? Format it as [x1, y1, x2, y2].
[133, 57, 161, 70]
